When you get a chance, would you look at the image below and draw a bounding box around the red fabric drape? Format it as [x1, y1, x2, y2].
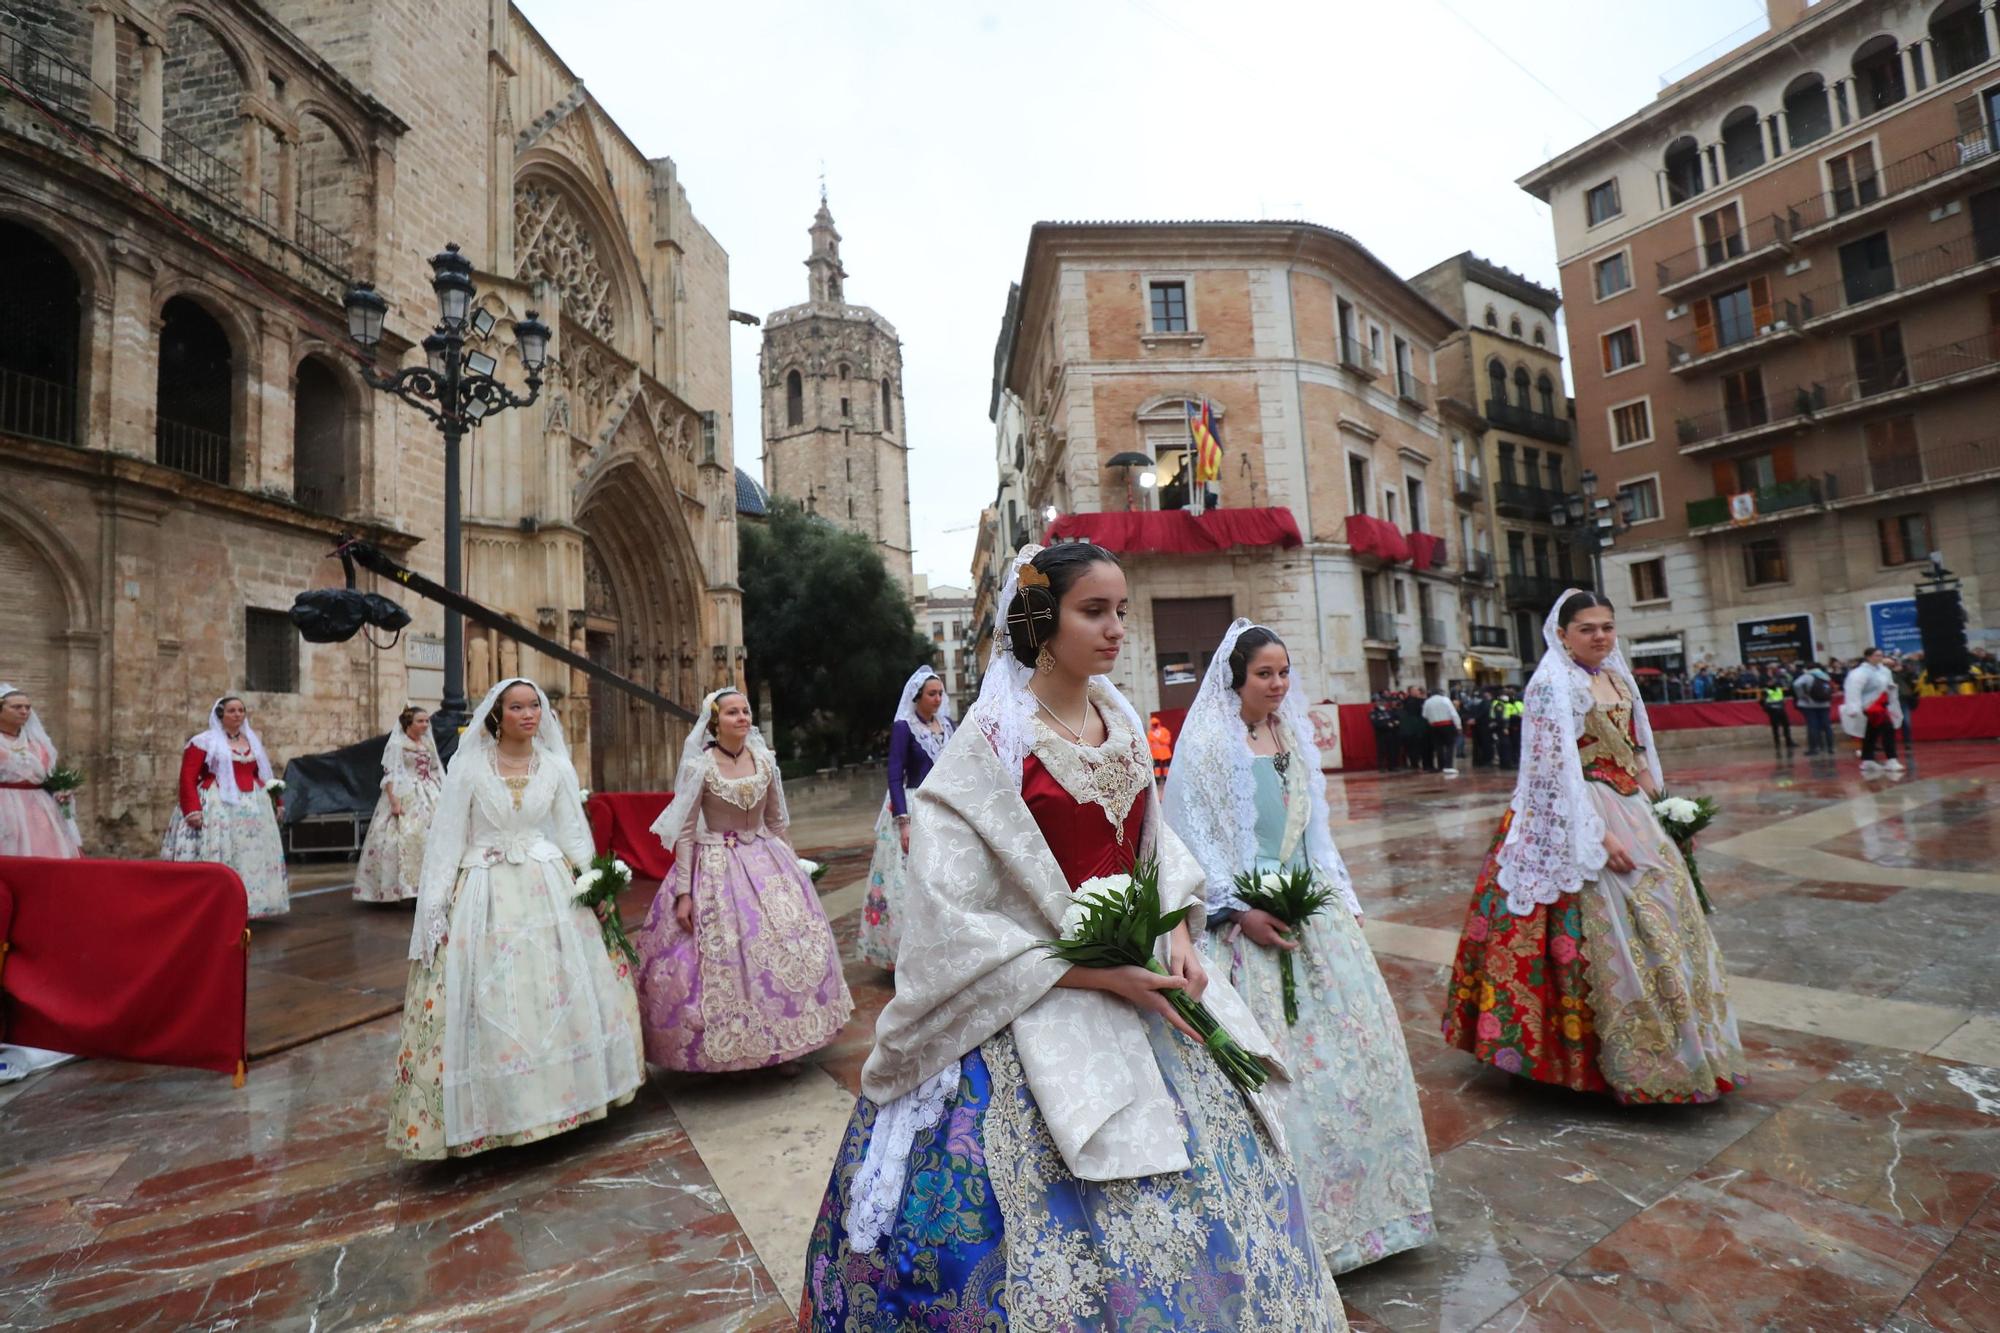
[587, 792, 676, 880]
[1344, 514, 1411, 563]
[0, 857, 247, 1077]
[1408, 531, 1444, 571]
[1646, 693, 2000, 739]
[1339, 703, 1377, 768]
[1042, 506, 1303, 555]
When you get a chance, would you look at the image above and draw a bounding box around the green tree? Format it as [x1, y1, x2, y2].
[740, 499, 931, 767]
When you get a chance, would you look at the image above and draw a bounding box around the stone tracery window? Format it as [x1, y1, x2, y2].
[514, 180, 617, 340]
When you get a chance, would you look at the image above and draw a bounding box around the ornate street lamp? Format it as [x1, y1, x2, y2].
[342, 243, 550, 737]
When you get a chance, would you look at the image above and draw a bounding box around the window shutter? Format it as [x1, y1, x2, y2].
[1772, 442, 1797, 483]
[1751, 275, 1774, 330]
[1712, 460, 1737, 495]
[1693, 299, 1716, 355]
[1879, 517, 1906, 567]
[1600, 331, 1615, 371]
[1956, 94, 1986, 149]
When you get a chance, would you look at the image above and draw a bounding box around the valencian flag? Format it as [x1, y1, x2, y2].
[1188, 398, 1223, 482]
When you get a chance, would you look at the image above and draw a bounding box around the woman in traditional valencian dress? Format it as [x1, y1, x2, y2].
[354, 706, 443, 903]
[0, 687, 80, 858]
[387, 678, 644, 1159]
[1442, 591, 1745, 1103]
[799, 544, 1346, 1331]
[633, 688, 852, 1072]
[1164, 621, 1434, 1274]
[857, 666, 954, 970]
[161, 696, 289, 918]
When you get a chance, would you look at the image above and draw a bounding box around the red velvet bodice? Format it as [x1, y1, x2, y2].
[1021, 754, 1146, 888]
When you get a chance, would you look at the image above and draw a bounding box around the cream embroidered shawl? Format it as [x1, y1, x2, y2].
[859, 713, 1290, 1182]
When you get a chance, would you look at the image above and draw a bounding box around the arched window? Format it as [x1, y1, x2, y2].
[0, 221, 81, 444]
[293, 356, 350, 514]
[1536, 373, 1557, 417]
[1509, 314, 1523, 338]
[1532, 325, 1548, 347]
[881, 377, 894, 432]
[157, 296, 232, 484]
[837, 361, 850, 379]
[1664, 135, 1705, 205]
[785, 369, 803, 427]
[1483, 305, 1498, 328]
[1486, 358, 1507, 407]
[1853, 35, 1907, 114]
[1783, 73, 1832, 148]
[1721, 105, 1766, 178]
[1930, 0, 1991, 78]
[1512, 365, 1531, 409]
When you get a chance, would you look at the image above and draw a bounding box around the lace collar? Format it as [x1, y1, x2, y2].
[1029, 685, 1148, 836]
[703, 748, 772, 811]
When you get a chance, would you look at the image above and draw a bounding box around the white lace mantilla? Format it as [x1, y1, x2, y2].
[842, 1059, 961, 1254]
[1029, 691, 1149, 842]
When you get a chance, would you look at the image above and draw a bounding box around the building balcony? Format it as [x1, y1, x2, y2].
[1797, 228, 2000, 334]
[1787, 126, 2000, 245]
[1453, 468, 1485, 504]
[1656, 213, 1793, 299]
[1506, 570, 1592, 607]
[1420, 616, 1447, 647]
[1461, 550, 1497, 583]
[1676, 385, 1820, 456]
[1807, 331, 2000, 426]
[1397, 371, 1430, 410]
[1493, 478, 1563, 519]
[1363, 610, 1399, 644]
[1686, 477, 1826, 533]
[1484, 398, 1572, 444]
[1666, 300, 1801, 375]
[1339, 334, 1380, 380]
[0, 366, 75, 446]
[1469, 623, 1509, 650]
[1823, 434, 2000, 510]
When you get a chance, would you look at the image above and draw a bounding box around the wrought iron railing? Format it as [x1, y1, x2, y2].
[1675, 382, 1821, 448]
[156, 417, 229, 484]
[1493, 478, 1562, 517]
[1484, 398, 1571, 443]
[1462, 550, 1496, 581]
[1453, 468, 1484, 500]
[1506, 571, 1591, 605]
[1787, 125, 2000, 235]
[1656, 212, 1791, 289]
[0, 366, 76, 444]
[1798, 229, 2000, 323]
[1397, 371, 1429, 408]
[1686, 476, 1824, 528]
[1364, 611, 1398, 642]
[1470, 624, 1508, 649]
[1667, 299, 1800, 367]
[1812, 330, 2000, 411]
[1824, 434, 2000, 497]
[1420, 617, 1447, 645]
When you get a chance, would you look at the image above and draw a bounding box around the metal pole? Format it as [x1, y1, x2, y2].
[437, 334, 467, 734]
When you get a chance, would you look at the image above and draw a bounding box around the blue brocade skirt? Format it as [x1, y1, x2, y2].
[799, 1019, 1347, 1331]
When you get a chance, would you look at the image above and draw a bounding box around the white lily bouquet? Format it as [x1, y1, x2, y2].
[573, 853, 639, 966]
[797, 856, 828, 884]
[1652, 793, 1718, 915]
[1229, 866, 1339, 1025]
[265, 778, 286, 799]
[1041, 859, 1269, 1093]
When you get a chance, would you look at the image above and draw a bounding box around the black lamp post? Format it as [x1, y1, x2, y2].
[342, 243, 551, 737]
[1549, 467, 1630, 595]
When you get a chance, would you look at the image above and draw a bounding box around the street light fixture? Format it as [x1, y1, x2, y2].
[341, 242, 548, 738]
[1547, 467, 1625, 596]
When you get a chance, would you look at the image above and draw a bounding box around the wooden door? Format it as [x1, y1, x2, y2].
[1152, 596, 1235, 711]
[1866, 416, 1922, 490]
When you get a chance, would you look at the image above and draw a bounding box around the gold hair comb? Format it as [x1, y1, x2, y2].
[1017, 565, 1051, 590]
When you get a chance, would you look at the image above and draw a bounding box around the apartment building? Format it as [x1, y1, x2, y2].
[998, 220, 1462, 716]
[1522, 0, 2000, 669]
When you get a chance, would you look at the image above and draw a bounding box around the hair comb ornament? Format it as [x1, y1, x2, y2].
[1016, 564, 1051, 591]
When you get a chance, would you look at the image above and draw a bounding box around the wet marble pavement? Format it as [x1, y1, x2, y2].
[2, 738, 1998, 1331]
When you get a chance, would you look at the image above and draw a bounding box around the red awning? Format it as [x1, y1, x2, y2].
[1043, 506, 1304, 555]
[1344, 513, 1410, 562]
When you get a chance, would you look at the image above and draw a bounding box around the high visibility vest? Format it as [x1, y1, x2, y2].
[1764, 687, 1785, 705]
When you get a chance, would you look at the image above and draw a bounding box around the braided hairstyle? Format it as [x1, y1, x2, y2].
[1005, 542, 1121, 669]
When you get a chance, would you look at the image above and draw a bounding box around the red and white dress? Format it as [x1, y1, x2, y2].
[0, 731, 79, 858]
[161, 741, 290, 918]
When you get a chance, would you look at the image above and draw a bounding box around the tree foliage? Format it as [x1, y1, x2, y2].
[740, 499, 931, 766]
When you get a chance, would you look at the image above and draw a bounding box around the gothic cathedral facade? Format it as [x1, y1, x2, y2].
[759, 196, 914, 590]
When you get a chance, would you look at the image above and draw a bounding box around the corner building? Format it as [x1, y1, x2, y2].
[1522, 0, 2000, 669]
[0, 0, 743, 849]
[1000, 221, 1463, 720]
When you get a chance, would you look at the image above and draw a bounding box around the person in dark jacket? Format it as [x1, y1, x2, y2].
[1398, 689, 1428, 771]
[1370, 695, 1400, 772]
[1464, 690, 1494, 767]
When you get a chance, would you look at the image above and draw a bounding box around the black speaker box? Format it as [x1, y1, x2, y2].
[1915, 588, 1969, 678]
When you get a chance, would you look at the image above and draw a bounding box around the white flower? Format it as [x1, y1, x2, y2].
[579, 788, 594, 804]
[266, 779, 286, 794]
[611, 858, 630, 878]
[796, 857, 820, 877]
[1654, 796, 1699, 825]
[1059, 900, 1093, 941]
[1259, 871, 1285, 893]
[1075, 873, 1132, 901]
[575, 868, 602, 891]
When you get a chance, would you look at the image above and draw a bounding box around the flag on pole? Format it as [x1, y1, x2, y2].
[1192, 398, 1223, 483]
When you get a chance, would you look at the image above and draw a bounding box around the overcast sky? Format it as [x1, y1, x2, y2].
[517, 0, 1771, 586]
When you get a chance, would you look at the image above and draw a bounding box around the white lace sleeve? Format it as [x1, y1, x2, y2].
[842, 1059, 961, 1254]
[1494, 672, 1603, 916]
[409, 757, 476, 962]
[549, 762, 596, 871]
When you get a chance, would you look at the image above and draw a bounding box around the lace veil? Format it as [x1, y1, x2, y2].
[1160, 620, 1359, 919]
[383, 712, 442, 792]
[648, 686, 783, 850]
[0, 685, 59, 770]
[409, 677, 575, 961]
[186, 697, 274, 805]
[1495, 589, 1662, 915]
[892, 665, 956, 763]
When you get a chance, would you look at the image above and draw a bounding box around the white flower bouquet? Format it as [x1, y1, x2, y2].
[1230, 866, 1339, 1024]
[1652, 792, 1718, 915]
[797, 856, 828, 884]
[265, 778, 286, 798]
[1042, 861, 1268, 1092]
[573, 853, 639, 965]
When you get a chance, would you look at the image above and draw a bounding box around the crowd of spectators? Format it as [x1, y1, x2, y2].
[1640, 646, 1999, 705]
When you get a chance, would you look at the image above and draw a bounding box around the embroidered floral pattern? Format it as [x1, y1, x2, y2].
[1028, 693, 1148, 844]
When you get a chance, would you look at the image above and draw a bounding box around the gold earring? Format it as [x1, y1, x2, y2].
[1036, 645, 1055, 674]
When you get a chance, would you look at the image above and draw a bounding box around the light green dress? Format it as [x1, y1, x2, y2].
[1205, 754, 1436, 1273]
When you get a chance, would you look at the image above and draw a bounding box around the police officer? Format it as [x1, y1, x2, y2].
[1497, 689, 1524, 769]
[1761, 675, 1795, 750]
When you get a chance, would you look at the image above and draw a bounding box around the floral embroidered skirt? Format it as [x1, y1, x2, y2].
[161, 788, 289, 918]
[857, 798, 906, 970]
[387, 858, 645, 1159]
[1442, 795, 1745, 1104]
[1207, 884, 1435, 1274]
[353, 786, 435, 902]
[632, 832, 853, 1072]
[798, 1020, 1348, 1331]
[0, 788, 78, 858]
